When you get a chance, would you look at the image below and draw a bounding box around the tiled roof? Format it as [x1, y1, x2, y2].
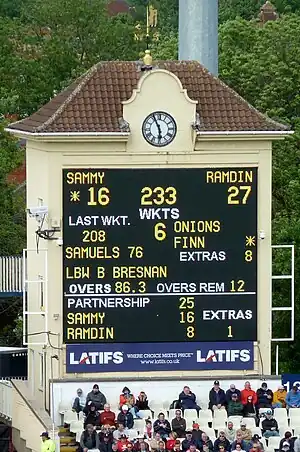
[8, 60, 288, 134]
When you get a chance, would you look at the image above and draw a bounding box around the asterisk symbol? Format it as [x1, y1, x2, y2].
[245, 236, 256, 247]
[70, 191, 80, 202]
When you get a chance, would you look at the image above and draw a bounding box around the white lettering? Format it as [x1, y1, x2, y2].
[139, 208, 180, 220]
[70, 351, 124, 365]
[196, 349, 251, 363]
[202, 309, 253, 320]
[180, 251, 226, 262]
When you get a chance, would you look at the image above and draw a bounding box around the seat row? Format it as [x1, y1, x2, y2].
[66, 421, 284, 452]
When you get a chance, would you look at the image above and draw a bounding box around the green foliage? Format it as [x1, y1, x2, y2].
[0, 0, 140, 116]
[219, 15, 300, 125]
[219, 0, 264, 22]
[219, 0, 300, 23]
[0, 120, 26, 255]
[218, 14, 300, 372]
[0, 302, 22, 347]
[152, 32, 178, 60]
[0, 0, 29, 18]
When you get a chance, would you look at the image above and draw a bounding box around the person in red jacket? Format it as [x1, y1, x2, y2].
[166, 432, 178, 450]
[119, 387, 136, 410]
[117, 434, 131, 452]
[100, 403, 116, 427]
[241, 382, 257, 405]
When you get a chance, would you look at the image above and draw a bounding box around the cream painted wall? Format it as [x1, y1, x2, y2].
[24, 70, 273, 408]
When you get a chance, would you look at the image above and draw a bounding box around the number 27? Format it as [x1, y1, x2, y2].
[228, 186, 251, 204]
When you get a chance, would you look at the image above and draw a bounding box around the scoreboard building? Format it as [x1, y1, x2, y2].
[7, 60, 291, 412]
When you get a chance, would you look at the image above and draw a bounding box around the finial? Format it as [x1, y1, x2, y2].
[143, 49, 152, 66]
[142, 49, 153, 70]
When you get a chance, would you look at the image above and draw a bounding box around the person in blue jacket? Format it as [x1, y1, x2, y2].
[179, 386, 201, 413]
[209, 381, 226, 411]
[226, 384, 241, 403]
[286, 385, 300, 408]
[153, 413, 171, 439]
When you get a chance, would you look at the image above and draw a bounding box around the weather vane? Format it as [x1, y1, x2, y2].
[134, 1, 159, 46]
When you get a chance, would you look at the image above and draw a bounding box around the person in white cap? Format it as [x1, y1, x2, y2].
[117, 405, 134, 429]
[273, 385, 287, 408]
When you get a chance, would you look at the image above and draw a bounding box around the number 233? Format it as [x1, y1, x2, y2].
[141, 186, 177, 205]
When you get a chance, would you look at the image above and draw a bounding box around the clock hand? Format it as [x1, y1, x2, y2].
[152, 115, 162, 140]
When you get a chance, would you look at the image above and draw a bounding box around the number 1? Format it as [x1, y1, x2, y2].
[228, 326, 233, 338]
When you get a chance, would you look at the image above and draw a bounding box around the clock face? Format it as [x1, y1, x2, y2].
[142, 111, 177, 147]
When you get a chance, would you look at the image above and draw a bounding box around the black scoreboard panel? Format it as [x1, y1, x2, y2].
[63, 168, 257, 344]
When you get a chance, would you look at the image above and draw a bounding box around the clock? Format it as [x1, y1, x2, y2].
[142, 111, 177, 147]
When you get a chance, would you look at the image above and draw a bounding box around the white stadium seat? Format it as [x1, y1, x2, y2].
[185, 419, 194, 430]
[289, 408, 300, 421]
[289, 417, 300, 430]
[128, 429, 138, 440]
[260, 438, 267, 449]
[242, 417, 256, 429]
[212, 419, 226, 431]
[134, 419, 145, 433]
[228, 416, 243, 428]
[274, 408, 288, 421]
[163, 401, 171, 409]
[203, 427, 216, 439]
[70, 420, 84, 442]
[213, 409, 227, 421]
[268, 436, 281, 451]
[139, 409, 153, 419]
[59, 401, 71, 414]
[279, 424, 290, 436]
[251, 427, 262, 436]
[293, 426, 300, 436]
[70, 419, 84, 440]
[64, 410, 78, 424]
[184, 409, 198, 420]
[199, 409, 213, 423]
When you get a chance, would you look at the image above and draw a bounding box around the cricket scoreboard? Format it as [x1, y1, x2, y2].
[63, 168, 257, 344]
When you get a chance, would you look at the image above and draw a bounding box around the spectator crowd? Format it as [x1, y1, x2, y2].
[64, 381, 300, 452]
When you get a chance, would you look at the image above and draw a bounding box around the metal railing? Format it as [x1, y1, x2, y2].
[0, 256, 23, 296]
[0, 380, 12, 420]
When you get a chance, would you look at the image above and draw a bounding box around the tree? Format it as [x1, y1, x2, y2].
[219, 0, 300, 23]
[0, 119, 25, 346]
[219, 14, 300, 372]
[151, 32, 177, 59]
[219, 15, 300, 125]
[0, 0, 140, 117]
[219, 0, 264, 23]
[0, 0, 29, 18]
[0, 119, 26, 255]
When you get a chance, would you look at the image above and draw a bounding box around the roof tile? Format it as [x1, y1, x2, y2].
[8, 60, 288, 134]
